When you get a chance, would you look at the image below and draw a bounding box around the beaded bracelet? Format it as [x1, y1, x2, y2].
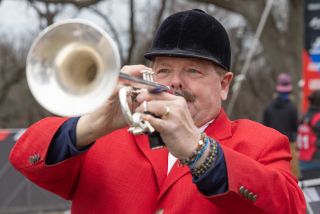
[188, 136, 210, 168]
[179, 132, 206, 166]
[189, 138, 214, 171]
[190, 137, 218, 178]
[191, 139, 218, 177]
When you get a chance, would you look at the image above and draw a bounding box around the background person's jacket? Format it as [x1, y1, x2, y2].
[263, 97, 298, 142]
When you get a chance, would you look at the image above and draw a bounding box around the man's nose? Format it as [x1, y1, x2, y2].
[170, 73, 183, 89]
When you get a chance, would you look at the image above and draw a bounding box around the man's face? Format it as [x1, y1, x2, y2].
[152, 57, 233, 127]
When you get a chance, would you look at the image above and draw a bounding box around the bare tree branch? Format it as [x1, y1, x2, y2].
[191, 0, 265, 27]
[31, 0, 102, 8]
[28, 0, 62, 27]
[126, 0, 136, 64]
[89, 6, 125, 64]
[152, 0, 168, 35]
[28, 0, 102, 28]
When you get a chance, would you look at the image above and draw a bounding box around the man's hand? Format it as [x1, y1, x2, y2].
[76, 65, 152, 148]
[135, 90, 201, 160]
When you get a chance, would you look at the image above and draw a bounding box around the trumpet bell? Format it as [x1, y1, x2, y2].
[27, 19, 120, 116]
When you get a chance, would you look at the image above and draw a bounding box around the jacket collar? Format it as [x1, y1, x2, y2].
[205, 108, 232, 141]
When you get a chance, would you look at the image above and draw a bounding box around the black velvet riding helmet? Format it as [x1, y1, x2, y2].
[144, 9, 231, 71]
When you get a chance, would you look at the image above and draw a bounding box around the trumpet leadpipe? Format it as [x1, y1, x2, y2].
[119, 72, 170, 93]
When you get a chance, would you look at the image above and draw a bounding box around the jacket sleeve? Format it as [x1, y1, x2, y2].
[9, 117, 86, 200]
[206, 134, 306, 213]
[193, 143, 228, 195]
[46, 117, 92, 165]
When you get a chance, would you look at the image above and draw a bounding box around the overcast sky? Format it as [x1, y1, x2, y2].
[0, 1, 38, 36]
[0, 0, 131, 39]
[0, 0, 246, 57]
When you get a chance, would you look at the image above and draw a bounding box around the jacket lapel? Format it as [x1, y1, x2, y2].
[134, 134, 168, 189]
[158, 160, 190, 200]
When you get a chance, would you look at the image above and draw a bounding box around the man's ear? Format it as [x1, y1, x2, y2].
[220, 72, 233, 100]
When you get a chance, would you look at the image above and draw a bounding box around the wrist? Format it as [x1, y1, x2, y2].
[179, 132, 206, 165]
[76, 115, 107, 148]
[190, 137, 219, 178]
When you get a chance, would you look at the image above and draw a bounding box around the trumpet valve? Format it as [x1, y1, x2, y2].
[141, 69, 154, 82]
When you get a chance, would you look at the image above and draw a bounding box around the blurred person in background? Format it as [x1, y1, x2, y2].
[297, 90, 320, 180]
[262, 73, 300, 178]
[9, 9, 305, 213]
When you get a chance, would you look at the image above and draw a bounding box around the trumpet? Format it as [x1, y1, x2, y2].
[26, 19, 168, 148]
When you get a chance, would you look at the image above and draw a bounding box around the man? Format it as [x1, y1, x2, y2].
[262, 73, 300, 177]
[10, 9, 305, 213]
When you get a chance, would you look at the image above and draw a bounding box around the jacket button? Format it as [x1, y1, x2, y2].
[252, 194, 258, 202]
[29, 155, 35, 164]
[29, 153, 40, 165]
[239, 186, 245, 195]
[248, 192, 254, 200]
[243, 189, 250, 198]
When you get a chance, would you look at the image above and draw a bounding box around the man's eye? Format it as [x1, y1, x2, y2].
[156, 69, 170, 74]
[188, 69, 200, 74]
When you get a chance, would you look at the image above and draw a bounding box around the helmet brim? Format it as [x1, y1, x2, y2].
[144, 49, 228, 71]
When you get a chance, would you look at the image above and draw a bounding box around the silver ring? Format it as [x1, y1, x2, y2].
[143, 101, 148, 112]
[163, 106, 170, 117]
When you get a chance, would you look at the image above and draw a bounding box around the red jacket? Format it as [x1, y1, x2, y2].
[9, 110, 305, 213]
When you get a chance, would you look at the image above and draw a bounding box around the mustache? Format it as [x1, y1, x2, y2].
[173, 89, 196, 102]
